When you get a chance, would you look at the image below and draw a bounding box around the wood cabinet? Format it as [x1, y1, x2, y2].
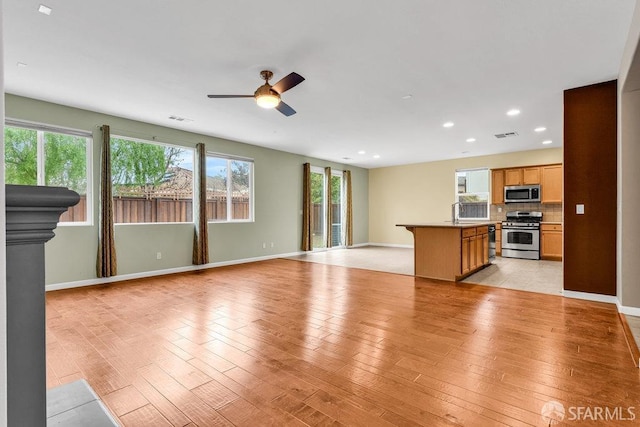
[491, 163, 562, 205]
[542, 165, 562, 203]
[482, 232, 489, 265]
[495, 223, 502, 256]
[541, 223, 562, 261]
[399, 224, 493, 281]
[461, 237, 470, 275]
[504, 169, 523, 186]
[461, 225, 489, 278]
[491, 170, 504, 204]
[523, 167, 541, 184]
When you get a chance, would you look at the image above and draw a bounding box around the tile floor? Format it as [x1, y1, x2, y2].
[289, 246, 563, 295]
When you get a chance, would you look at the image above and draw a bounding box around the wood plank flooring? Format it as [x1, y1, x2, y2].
[45, 259, 640, 426]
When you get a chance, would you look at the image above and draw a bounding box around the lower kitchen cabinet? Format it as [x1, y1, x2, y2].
[541, 223, 562, 261]
[496, 223, 502, 256]
[397, 223, 494, 281]
[461, 226, 489, 278]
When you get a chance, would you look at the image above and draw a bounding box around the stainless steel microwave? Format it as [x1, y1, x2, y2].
[504, 185, 541, 203]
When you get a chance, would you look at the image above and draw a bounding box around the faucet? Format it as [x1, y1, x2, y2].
[451, 202, 464, 224]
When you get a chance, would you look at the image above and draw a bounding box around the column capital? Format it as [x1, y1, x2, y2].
[5, 185, 80, 245]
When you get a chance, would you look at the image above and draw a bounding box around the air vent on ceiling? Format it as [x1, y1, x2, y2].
[168, 115, 193, 122]
[494, 131, 519, 139]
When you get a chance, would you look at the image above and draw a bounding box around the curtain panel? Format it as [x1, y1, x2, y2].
[192, 143, 209, 265]
[301, 163, 313, 251]
[97, 125, 117, 277]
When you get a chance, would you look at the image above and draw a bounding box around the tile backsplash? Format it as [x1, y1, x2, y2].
[490, 203, 562, 222]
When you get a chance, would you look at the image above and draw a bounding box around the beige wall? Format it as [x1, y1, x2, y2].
[5, 94, 369, 285]
[619, 1, 640, 309]
[369, 148, 562, 245]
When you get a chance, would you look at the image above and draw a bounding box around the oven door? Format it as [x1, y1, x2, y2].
[502, 227, 540, 251]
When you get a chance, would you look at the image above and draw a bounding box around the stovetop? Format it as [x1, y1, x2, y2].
[503, 211, 542, 228]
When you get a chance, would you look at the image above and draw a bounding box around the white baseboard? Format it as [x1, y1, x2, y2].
[45, 251, 306, 292]
[618, 303, 640, 317]
[367, 242, 414, 249]
[563, 290, 619, 305]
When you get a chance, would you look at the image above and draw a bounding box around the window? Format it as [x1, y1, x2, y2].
[111, 136, 194, 223]
[455, 168, 489, 220]
[205, 153, 254, 222]
[4, 121, 92, 224]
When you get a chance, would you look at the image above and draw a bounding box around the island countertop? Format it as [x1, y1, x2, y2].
[397, 222, 496, 229]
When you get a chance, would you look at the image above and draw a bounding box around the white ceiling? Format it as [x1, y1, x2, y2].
[3, 0, 637, 168]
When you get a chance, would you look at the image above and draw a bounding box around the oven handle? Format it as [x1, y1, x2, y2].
[502, 226, 540, 230]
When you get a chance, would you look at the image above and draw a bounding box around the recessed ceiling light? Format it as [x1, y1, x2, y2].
[16, 62, 27, 68]
[373, 154, 381, 159]
[38, 4, 52, 15]
[358, 150, 366, 155]
[443, 121, 454, 128]
[401, 94, 413, 100]
[542, 140, 553, 145]
[534, 127, 547, 132]
[507, 109, 521, 116]
[466, 138, 476, 143]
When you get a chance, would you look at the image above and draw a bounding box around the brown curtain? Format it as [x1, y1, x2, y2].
[325, 167, 332, 248]
[97, 125, 117, 277]
[192, 143, 209, 265]
[344, 170, 353, 247]
[301, 163, 312, 251]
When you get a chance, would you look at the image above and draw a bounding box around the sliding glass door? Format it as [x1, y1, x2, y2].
[311, 168, 326, 250]
[311, 167, 345, 250]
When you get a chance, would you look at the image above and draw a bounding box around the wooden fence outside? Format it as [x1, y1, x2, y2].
[60, 196, 338, 226]
[58, 195, 250, 223]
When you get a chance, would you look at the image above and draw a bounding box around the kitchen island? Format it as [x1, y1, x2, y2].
[397, 222, 495, 281]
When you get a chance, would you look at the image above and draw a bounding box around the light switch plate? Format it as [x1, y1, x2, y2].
[576, 204, 585, 214]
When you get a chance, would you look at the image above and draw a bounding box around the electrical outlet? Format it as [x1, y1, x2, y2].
[156, 252, 162, 260]
[270, 242, 274, 248]
[262, 242, 266, 249]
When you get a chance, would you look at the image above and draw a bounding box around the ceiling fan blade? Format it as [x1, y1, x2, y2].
[275, 101, 296, 117]
[272, 72, 305, 94]
[207, 95, 254, 98]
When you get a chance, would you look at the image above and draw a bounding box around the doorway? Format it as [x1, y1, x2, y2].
[311, 167, 344, 250]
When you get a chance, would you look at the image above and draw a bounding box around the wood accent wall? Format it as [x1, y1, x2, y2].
[563, 80, 617, 295]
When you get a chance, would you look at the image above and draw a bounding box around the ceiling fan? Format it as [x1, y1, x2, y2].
[207, 70, 305, 116]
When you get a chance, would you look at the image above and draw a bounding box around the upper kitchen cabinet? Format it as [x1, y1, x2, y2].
[492, 163, 562, 205]
[523, 167, 541, 184]
[541, 164, 562, 203]
[504, 168, 523, 186]
[491, 169, 504, 204]
[504, 167, 541, 186]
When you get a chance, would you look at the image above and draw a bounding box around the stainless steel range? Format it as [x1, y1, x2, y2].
[501, 211, 542, 260]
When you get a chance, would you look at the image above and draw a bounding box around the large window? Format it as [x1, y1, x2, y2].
[455, 168, 489, 220]
[111, 136, 194, 223]
[205, 154, 254, 222]
[4, 121, 92, 224]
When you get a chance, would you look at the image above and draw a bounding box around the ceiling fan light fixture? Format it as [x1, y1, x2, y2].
[256, 93, 280, 109]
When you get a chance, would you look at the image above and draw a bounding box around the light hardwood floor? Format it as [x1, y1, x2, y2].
[46, 259, 640, 426]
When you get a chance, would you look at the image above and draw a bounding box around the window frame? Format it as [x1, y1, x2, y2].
[110, 134, 195, 225]
[205, 151, 255, 223]
[4, 118, 93, 226]
[454, 167, 490, 221]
